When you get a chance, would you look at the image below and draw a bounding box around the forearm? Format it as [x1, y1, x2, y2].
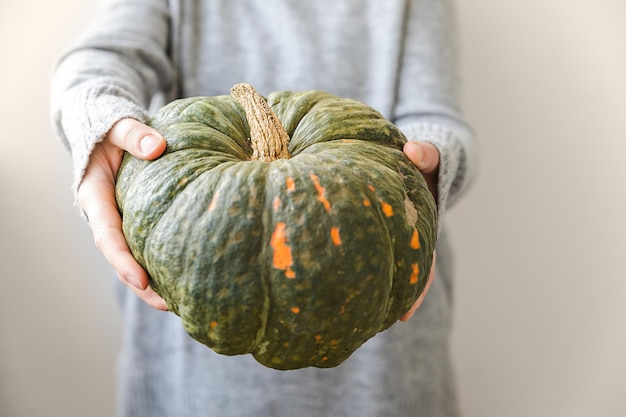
[393, 0, 477, 221]
[50, 0, 175, 195]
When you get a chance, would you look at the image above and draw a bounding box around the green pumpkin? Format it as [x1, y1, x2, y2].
[115, 83, 437, 370]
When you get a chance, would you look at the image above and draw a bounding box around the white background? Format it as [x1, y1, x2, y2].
[1, 0, 625, 416]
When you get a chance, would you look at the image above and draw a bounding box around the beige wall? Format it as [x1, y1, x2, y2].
[450, 1, 626, 416]
[1, 0, 624, 416]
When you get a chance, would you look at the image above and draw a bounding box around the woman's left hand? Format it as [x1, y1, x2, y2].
[399, 141, 440, 321]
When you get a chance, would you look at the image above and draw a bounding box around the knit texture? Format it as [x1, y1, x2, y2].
[51, 0, 476, 416]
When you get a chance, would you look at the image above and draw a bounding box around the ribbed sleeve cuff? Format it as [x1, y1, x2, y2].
[399, 119, 476, 230]
[60, 91, 149, 204]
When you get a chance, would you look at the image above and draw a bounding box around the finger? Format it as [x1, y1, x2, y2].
[403, 141, 440, 202]
[107, 118, 167, 160]
[124, 281, 170, 311]
[403, 141, 440, 174]
[79, 178, 146, 288]
[399, 250, 437, 322]
[81, 182, 169, 310]
[80, 180, 170, 311]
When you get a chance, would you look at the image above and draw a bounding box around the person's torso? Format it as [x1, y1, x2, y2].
[172, 0, 414, 118]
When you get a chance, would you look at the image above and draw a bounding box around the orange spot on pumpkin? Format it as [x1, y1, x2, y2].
[366, 185, 393, 216]
[411, 229, 420, 249]
[270, 222, 296, 278]
[286, 177, 296, 192]
[291, 307, 300, 314]
[410, 263, 419, 284]
[330, 227, 342, 246]
[381, 201, 394, 217]
[310, 173, 331, 212]
[272, 196, 282, 211]
[208, 190, 220, 211]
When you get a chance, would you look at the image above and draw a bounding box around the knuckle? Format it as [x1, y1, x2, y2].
[110, 118, 143, 150]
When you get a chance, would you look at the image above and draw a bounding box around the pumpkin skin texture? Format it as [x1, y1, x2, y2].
[115, 84, 437, 370]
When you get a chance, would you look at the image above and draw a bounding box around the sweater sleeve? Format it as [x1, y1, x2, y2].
[50, 0, 176, 198]
[393, 0, 477, 225]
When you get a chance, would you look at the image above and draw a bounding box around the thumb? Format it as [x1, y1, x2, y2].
[107, 118, 167, 160]
[403, 141, 440, 174]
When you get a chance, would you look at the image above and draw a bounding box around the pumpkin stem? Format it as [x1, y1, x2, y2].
[231, 83, 291, 161]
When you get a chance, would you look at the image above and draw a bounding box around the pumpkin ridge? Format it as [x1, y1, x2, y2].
[348, 163, 398, 323]
[119, 153, 211, 267]
[252, 184, 271, 352]
[266, 90, 335, 153]
[174, 97, 250, 148]
[298, 143, 430, 325]
[140, 160, 241, 305]
[253, 156, 395, 368]
[287, 97, 404, 155]
[166, 161, 269, 352]
[227, 160, 274, 352]
[253, 160, 297, 358]
[159, 124, 250, 159]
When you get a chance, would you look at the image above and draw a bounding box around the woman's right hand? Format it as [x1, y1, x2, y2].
[77, 118, 169, 311]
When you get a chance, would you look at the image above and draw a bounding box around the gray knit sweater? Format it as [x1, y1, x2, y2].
[51, 0, 476, 416]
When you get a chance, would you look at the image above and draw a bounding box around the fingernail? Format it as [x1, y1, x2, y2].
[126, 275, 145, 291]
[139, 135, 160, 156]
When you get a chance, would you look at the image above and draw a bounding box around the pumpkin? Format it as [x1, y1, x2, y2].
[115, 83, 437, 370]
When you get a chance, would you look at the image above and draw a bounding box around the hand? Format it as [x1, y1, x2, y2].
[77, 118, 169, 311]
[399, 141, 440, 321]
